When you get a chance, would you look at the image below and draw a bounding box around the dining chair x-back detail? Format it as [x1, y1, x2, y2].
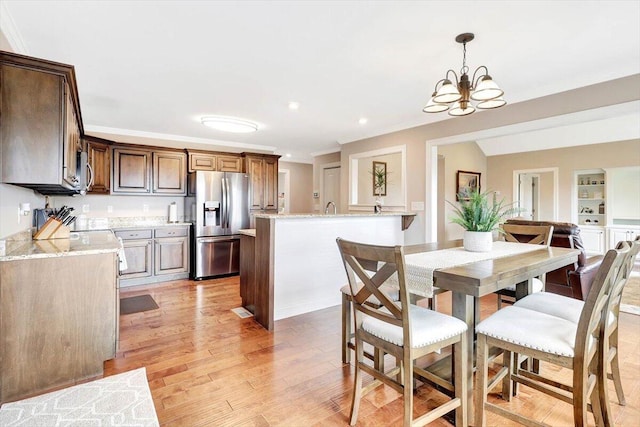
[337, 238, 468, 427]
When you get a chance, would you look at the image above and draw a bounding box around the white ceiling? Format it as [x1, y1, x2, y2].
[2, 1, 639, 162]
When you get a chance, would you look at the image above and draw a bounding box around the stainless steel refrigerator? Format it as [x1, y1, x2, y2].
[187, 171, 250, 279]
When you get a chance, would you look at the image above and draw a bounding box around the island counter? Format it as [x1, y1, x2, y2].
[246, 212, 415, 330]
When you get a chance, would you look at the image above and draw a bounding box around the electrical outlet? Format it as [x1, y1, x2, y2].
[143, 204, 149, 213]
[82, 204, 90, 213]
[107, 205, 113, 213]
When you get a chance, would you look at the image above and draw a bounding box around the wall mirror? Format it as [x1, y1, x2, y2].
[349, 145, 406, 210]
[512, 167, 559, 221]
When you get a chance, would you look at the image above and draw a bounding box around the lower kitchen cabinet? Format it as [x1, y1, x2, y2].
[116, 226, 190, 287]
[155, 228, 189, 275]
[0, 251, 118, 403]
[607, 226, 639, 249]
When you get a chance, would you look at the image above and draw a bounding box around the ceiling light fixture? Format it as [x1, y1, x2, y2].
[200, 116, 258, 133]
[358, 118, 368, 125]
[423, 33, 505, 117]
[288, 101, 300, 110]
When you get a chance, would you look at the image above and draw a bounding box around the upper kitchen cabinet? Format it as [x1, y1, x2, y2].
[0, 51, 85, 195]
[84, 135, 112, 194]
[242, 153, 280, 211]
[112, 145, 186, 195]
[153, 150, 187, 194]
[187, 150, 242, 173]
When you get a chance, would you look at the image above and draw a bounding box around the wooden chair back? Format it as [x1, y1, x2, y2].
[501, 223, 554, 246]
[336, 238, 411, 343]
[573, 242, 630, 398]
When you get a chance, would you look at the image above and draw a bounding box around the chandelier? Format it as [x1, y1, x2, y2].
[423, 33, 505, 116]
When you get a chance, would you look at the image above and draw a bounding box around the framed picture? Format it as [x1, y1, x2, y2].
[372, 161, 387, 196]
[456, 170, 481, 201]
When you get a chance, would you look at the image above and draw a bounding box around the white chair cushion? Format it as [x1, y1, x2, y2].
[502, 277, 544, 293]
[341, 283, 400, 304]
[514, 291, 615, 327]
[362, 305, 467, 348]
[476, 306, 577, 357]
[514, 292, 583, 324]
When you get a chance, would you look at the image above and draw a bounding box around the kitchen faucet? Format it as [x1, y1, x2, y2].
[324, 201, 337, 215]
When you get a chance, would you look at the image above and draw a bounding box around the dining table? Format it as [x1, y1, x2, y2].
[402, 239, 581, 425]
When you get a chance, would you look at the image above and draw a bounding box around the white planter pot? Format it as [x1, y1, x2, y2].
[463, 231, 493, 252]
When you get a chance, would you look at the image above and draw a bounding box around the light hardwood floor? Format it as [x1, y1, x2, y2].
[108, 277, 640, 426]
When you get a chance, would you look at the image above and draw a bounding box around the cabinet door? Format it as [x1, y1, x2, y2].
[120, 239, 153, 279]
[580, 228, 605, 255]
[1, 65, 63, 185]
[188, 152, 216, 172]
[218, 155, 242, 172]
[263, 157, 278, 210]
[63, 84, 81, 188]
[155, 237, 189, 275]
[112, 148, 151, 193]
[608, 228, 634, 249]
[87, 140, 111, 194]
[153, 151, 187, 195]
[246, 157, 264, 209]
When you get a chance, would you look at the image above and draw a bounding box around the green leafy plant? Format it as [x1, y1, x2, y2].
[447, 189, 520, 232]
[372, 168, 386, 195]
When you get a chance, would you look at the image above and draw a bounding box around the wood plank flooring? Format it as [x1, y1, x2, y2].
[107, 277, 640, 426]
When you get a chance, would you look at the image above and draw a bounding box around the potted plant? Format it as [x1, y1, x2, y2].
[448, 189, 520, 252]
[371, 164, 387, 213]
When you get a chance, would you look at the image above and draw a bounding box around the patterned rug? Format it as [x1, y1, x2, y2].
[0, 368, 158, 426]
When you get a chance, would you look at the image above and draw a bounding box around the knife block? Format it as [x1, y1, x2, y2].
[33, 217, 71, 240]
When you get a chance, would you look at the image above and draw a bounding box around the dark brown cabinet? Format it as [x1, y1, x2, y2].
[112, 146, 186, 195]
[218, 155, 242, 172]
[243, 153, 280, 210]
[187, 150, 242, 173]
[85, 136, 111, 194]
[112, 147, 151, 193]
[153, 150, 187, 194]
[0, 52, 85, 195]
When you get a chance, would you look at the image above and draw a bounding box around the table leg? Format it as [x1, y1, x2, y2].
[453, 291, 475, 425]
[515, 278, 533, 301]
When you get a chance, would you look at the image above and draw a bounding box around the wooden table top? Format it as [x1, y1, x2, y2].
[433, 246, 580, 297]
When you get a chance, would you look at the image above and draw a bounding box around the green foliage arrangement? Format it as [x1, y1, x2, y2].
[372, 168, 386, 195]
[447, 189, 520, 232]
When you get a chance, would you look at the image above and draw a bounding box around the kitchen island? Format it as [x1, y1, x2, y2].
[0, 230, 120, 403]
[242, 212, 415, 330]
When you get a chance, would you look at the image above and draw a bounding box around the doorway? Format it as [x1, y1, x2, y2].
[278, 169, 290, 214]
[518, 173, 540, 220]
[513, 168, 559, 221]
[322, 166, 341, 213]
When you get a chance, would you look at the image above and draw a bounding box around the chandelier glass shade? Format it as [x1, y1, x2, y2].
[422, 33, 505, 116]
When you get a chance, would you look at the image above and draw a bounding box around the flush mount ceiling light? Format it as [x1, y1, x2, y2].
[200, 116, 258, 133]
[423, 33, 506, 117]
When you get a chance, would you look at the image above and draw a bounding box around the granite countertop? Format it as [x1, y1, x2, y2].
[253, 212, 416, 219]
[239, 229, 256, 237]
[75, 216, 192, 231]
[0, 230, 121, 262]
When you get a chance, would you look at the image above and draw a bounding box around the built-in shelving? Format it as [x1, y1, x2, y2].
[576, 170, 606, 226]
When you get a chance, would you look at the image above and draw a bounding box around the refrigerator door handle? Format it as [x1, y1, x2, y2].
[222, 177, 229, 230]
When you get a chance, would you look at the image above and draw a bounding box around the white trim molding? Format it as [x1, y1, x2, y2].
[0, 2, 29, 54]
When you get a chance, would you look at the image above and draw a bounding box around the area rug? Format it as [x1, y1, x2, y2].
[0, 367, 159, 426]
[120, 295, 159, 315]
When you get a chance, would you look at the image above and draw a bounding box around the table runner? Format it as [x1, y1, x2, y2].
[401, 241, 544, 297]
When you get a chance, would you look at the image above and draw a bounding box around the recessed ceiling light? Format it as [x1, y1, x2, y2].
[200, 116, 258, 133]
[285, 153, 292, 158]
[288, 102, 300, 110]
[359, 118, 368, 125]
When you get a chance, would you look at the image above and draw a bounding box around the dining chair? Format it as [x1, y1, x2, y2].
[513, 237, 640, 420]
[474, 242, 630, 427]
[495, 224, 554, 308]
[336, 238, 468, 427]
[341, 280, 399, 365]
